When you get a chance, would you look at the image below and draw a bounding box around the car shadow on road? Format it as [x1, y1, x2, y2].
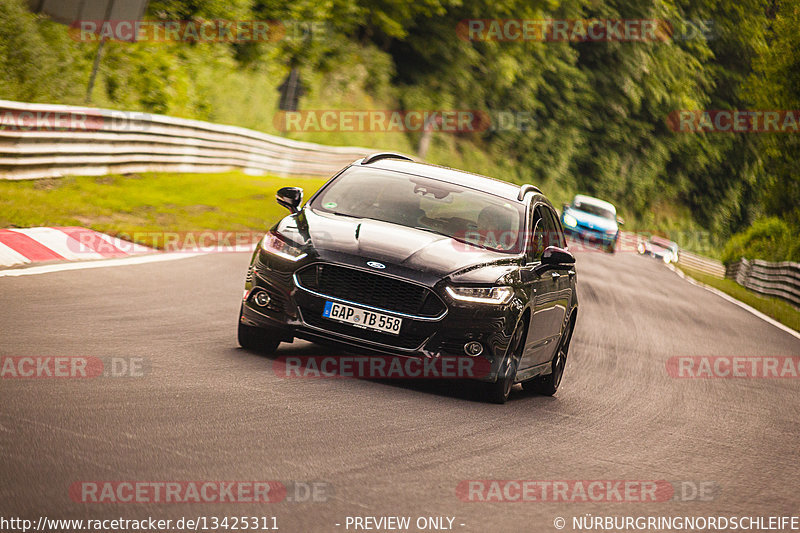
[234, 340, 555, 404]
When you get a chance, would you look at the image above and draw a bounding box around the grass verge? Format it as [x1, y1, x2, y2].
[677, 265, 800, 333]
[0, 171, 328, 249]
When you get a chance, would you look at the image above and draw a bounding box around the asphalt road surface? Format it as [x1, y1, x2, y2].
[1, 248, 799, 532]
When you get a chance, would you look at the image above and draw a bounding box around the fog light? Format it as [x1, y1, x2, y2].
[252, 291, 270, 307]
[464, 341, 483, 357]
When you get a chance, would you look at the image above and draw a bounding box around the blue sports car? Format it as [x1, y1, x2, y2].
[560, 194, 622, 253]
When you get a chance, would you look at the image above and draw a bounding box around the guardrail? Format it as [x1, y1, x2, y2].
[0, 100, 373, 179]
[677, 249, 726, 278]
[726, 258, 800, 307]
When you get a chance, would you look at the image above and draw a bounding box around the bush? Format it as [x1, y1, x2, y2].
[0, 0, 88, 103]
[721, 217, 800, 264]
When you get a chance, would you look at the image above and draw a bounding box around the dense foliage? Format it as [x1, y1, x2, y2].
[722, 217, 800, 264]
[0, 0, 797, 258]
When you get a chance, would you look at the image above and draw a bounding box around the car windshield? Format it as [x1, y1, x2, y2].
[310, 167, 525, 253]
[573, 201, 615, 220]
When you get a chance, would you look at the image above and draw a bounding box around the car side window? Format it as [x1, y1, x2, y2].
[527, 205, 540, 260]
[546, 207, 566, 248]
[531, 205, 554, 261]
[531, 218, 544, 261]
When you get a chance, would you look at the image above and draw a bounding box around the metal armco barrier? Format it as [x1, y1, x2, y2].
[0, 100, 373, 179]
[677, 249, 726, 278]
[726, 258, 800, 307]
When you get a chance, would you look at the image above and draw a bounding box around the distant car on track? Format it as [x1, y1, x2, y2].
[237, 153, 579, 403]
[637, 236, 679, 264]
[560, 194, 622, 253]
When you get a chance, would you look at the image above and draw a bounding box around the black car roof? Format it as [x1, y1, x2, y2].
[359, 158, 536, 203]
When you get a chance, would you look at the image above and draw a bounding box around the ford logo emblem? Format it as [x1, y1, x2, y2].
[367, 261, 385, 269]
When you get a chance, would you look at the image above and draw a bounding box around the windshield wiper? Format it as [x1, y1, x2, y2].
[412, 227, 490, 250]
[327, 211, 361, 219]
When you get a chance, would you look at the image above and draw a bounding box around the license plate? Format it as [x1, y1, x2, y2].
[322, 301, 402, 335]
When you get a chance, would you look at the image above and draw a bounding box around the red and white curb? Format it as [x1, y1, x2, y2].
[0, 226, 258, 277]
[0, 226, 152, 268]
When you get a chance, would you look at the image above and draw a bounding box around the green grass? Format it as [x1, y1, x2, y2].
[677, 265, 800, 332]
[0, 171, 328, 248]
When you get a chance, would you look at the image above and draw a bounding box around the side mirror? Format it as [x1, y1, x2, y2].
[542, 246, 575, 265]
[277, 187, 303, 213]
[616, 216, 625, 226]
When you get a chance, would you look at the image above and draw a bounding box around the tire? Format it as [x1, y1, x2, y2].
[605, 242, 616, 254]
[237, 305, 281, 354]
[482, 320, 526, 404]
[523, 317, 574, 396]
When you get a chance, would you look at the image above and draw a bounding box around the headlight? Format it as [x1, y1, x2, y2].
[563, 213, 578, 228]
[260, 232, 307, 261]
[445, 286, 513, 305]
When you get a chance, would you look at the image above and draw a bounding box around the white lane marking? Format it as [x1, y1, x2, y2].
[669, 264, 800, 340]
[8, 227, 104, 260]
[0, 252, 203, 277]
[0, 241, 31, 267]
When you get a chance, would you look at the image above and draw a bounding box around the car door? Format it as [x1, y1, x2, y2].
[544, 206, 573, 343]
[518, 205, 562, 370]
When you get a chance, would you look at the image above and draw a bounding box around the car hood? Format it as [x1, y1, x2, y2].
[278, 209, 519, 281]
[566, 207, 618, 232]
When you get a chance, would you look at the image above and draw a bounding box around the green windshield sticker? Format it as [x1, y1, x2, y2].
[323, 202, 338, 209]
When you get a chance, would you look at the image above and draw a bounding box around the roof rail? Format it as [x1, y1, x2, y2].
[517, 184, 542, 201]
[361, 152, 414, 165]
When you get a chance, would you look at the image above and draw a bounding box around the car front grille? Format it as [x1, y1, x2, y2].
[575, 222, 603, 234]
[295, 264, 446, 318]
[431, 338, 469, 356]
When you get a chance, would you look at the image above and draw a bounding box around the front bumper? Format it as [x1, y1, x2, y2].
[563, 225, 617, 246]
[241, 257, 519, 382]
